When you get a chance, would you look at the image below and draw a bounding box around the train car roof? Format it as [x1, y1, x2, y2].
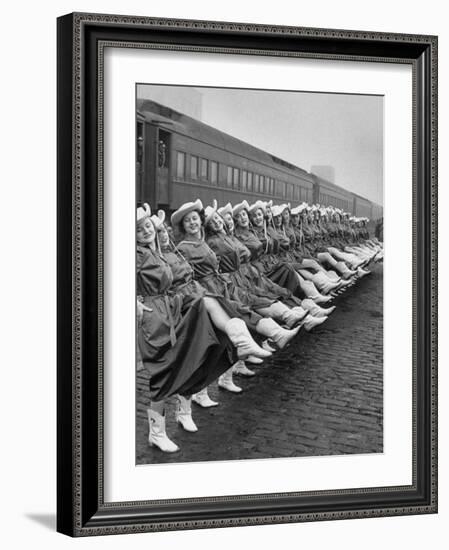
[137, 99, 314, 183]
[311, 173, 355, 198]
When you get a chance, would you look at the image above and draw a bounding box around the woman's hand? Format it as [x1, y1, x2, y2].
[137, 298, 153, 324]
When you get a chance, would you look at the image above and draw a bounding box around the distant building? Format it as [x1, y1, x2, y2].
[310, 165, 335, 184]
[137, 85, 203, 121]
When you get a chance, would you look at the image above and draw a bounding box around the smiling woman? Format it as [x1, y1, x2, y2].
[135, 202, 261, 451]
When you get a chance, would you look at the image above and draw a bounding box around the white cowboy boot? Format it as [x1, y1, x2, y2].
[356, 266, 371, 277]
[176, 395, 198, 432]
[281, 308, 308, 328]
[302, 314, 328, 331]
[336, 262, 357, 279]
[232, 360, 255, 377]
[256, 318, 301, 349]
[291, 306, 309, 319]
[325, 269, 341, 282]
[336, 278, 353, 290]
[224, 318, 272, 363]
[262, 339, 277, 353]
[300, 280, 333, 304]
[301, 299, 336, 318]
[312, 272, 341, 294]
[218, 367, 242, 393]
[267, 301, 306, 328]
[147, 409, 179, 453]
[192, 387, 219, 408]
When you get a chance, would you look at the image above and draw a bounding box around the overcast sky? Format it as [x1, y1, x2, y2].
[138, 85, 383, 205]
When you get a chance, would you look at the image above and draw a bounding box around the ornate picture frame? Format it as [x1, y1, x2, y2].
[57, 12, 437, 536]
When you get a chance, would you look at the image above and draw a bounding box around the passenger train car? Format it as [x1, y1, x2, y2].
[136, 99, 383, 223]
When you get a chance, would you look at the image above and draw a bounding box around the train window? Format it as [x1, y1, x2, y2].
[242, 170, 247, 191]
[176, 152, 186, 179]
[276, 181, 285, 197]
[200, 158, 208, 181]
[190, 156, 198, 180]
[233, 168, 240, 189]
[247, 172, 253, 192]
[294, 186, 300, 201]
[276, 180, 285, 197]
[227, 166, 233, 188]
[254, 174, 260, 194]
[210, 161, 218, 185]
[270, 178, 275, 196]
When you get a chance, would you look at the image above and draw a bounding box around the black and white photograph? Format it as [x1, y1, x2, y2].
[135, 84, 384, 465]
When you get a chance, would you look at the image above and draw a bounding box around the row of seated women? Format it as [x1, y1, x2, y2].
[136, 199, 383, 453]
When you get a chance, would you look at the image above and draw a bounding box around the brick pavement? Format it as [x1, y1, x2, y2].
[136, 262, 383, 465]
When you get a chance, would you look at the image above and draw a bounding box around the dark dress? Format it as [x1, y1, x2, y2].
[291, 224, 314, 261]
[176, 239, 262, 330]
[206, 232, 275, 310]
[269, 225, 303, 267]
[301, 223, 316, 257]
[231, 229, 303, 308]
[137, 244, 231, 401]
[235, 225, 306, 300]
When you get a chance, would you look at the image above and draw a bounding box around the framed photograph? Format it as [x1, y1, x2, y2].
[57, 12, 438, 536]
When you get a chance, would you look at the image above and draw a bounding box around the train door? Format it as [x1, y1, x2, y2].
[157, 130, 171, 209]
[136, 118, 145, 204]
[140, 123, 171, 209]
[140, 122, 158, 207]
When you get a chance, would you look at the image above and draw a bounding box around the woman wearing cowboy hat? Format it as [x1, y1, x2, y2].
[219, 201, 310, 315]
[149, 208, 272, 396]
[271, 204, 342, 296]
[232, 200, 331, 321]
[205, 202, 305, 327]
[301, 206, 359, 279]
[218, 204, 332, 321]
[214, 203, 331, 329]
[137, 204, 270, 451]
[235, 200, 303, 297]
[172, 200, 302, 353]
[243, 201, 332, 305]
[287, 204, 354, 292]
[290, 204, 347, 286]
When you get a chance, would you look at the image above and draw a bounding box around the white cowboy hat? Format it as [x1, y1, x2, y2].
[150, 209, 166, 231]
[248, 200, 266, 215]
[218, 202, 233, 218]
[290, 205, 302, 216]
[232, 200, 250, 217]
[271, 204, 285, 218]
[171, 199, 203, 227]
[204, 199, 218, 225]
[137, 203, 151, 222]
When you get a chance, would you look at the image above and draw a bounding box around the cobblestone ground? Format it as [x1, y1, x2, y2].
[136, 262, 383, 465]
